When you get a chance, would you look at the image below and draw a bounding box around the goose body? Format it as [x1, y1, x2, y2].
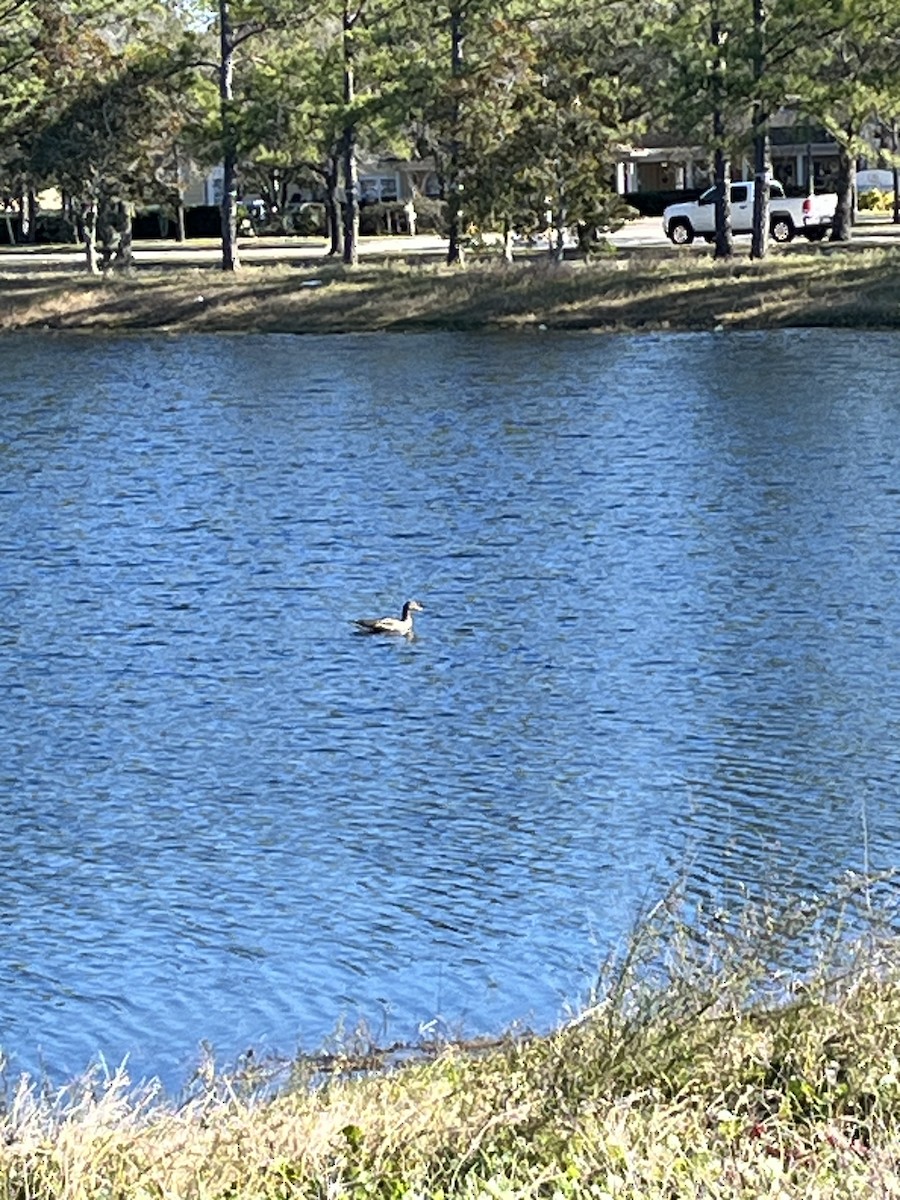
[354, 599, 424, 637]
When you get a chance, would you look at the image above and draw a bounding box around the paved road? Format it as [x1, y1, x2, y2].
[0, 215, 896, 270]
[0, 233, 450, 270]
[0, 218, 686, 270]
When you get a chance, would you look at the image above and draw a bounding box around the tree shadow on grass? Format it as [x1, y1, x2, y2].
[3, 249, 899, 335]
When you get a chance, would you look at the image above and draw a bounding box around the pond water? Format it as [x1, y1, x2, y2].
[2, 328, 900, 1092]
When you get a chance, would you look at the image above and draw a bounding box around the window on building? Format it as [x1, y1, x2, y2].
[359, 175, 399, 203]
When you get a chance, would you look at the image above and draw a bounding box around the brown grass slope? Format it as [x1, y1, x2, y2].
[1, 247, 899, 335]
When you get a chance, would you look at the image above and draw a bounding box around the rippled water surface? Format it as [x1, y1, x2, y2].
[2, 329, 900, 1088]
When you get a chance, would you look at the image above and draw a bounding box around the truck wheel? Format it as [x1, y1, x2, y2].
[770, 216, 795, 243]
[668, 219, 694, 245]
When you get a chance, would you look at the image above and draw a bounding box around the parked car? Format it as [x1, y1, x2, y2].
[662, 181, 836, 245]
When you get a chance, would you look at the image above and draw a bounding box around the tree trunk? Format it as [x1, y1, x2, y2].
[82, 202, 100, 275]
[99, 194, 116, 272]
[750, 124, 770, 259]
[323, 156, 343, 256]
[713, 148, 733, 259]
[325, 155, 344, 256]
[502, 217, 514, 263]
[830, 142, 855, 241]
[341, 2, 359, 267]
[19, 189, 37, 244]
[173, 142, 186, 242]
[67, 193, 82, 244]
[710, 11, 732, 260]
[219, 0, 241, 271]
[115, 201, 134, 272]
[749, 0, 769, 260]
[341, 129, 359, 265]
[551, 192, 566, 263]
[446, 4, 465, 265]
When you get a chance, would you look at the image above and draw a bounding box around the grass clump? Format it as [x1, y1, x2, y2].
[3, 882, 900, 1198]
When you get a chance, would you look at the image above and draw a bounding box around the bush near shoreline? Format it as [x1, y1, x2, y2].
[3, 886, 900, 1199]
[1, 242, 899, 336]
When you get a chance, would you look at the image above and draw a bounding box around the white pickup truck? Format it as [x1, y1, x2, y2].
[662, 180, 836, 245]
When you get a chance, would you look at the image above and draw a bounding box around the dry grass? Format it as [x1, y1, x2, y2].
[1, 243, 899, 336]
[3, 885, 900, 1198]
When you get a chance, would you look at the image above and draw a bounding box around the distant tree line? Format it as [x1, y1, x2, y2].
[0, 0, 897, 271]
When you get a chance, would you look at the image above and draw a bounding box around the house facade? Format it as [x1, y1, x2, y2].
[618, 113, 845, 196]
[611, 110, 900, 220]
[184, 155, 442, 212]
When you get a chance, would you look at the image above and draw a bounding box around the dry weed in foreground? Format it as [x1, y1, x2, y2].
[3, 883, 900, 1198]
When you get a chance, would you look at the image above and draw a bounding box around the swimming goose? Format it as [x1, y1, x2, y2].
[353, 599, 424, 637]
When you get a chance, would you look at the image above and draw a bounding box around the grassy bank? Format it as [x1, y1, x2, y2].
[1, 243, 899, 335]
[3, 890, 900, 1198]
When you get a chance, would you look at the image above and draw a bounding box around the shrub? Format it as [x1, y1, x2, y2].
[858, 188, 895, 213]
[35, 211, 79, 244]
[408, 196, 447, 235]
[132, 207, 176, 240]
[359, 201, 414, 236]
[184, 205, 222, 237]
[287, 203, 327, 237]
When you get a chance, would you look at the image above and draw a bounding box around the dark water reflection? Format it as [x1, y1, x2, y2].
[2, 329, 900, 1088]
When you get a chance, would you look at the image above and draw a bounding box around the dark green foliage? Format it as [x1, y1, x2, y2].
[4, 0, 896, 270]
